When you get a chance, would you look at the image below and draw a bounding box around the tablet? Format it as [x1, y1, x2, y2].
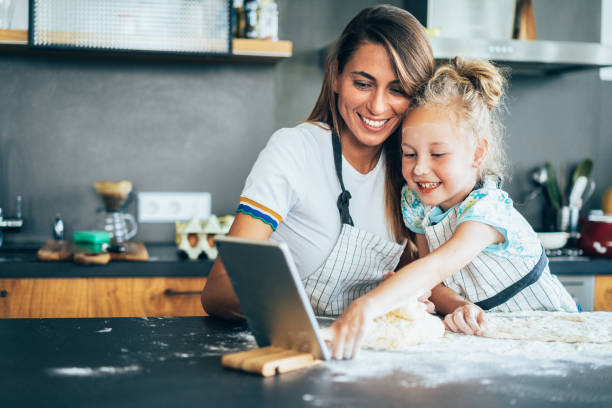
[214, 235, 330, 361]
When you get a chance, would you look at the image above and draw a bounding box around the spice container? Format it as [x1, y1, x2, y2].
[240, 0, 278, 40]
[258, 0, 278, 41]
[232, 0, 245, 39]
[243, 0, 259, 38]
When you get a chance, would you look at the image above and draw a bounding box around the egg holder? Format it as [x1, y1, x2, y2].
[175, 215, 234, 260]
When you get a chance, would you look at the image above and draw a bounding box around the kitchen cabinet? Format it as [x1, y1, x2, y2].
[595, 275, 612, 311]
[556, 274, 595, 311]
[0, 277, 207, 318]
[0, 29, 292, 61]
[528, 274, 612, 312]
[551, 259, 612, 311]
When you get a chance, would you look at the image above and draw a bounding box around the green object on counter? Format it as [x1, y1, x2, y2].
[544, 162, 562, 209]
[572, 158, 594, 185]
[74, 241, 108, 254]
[73, 230, 111, 244]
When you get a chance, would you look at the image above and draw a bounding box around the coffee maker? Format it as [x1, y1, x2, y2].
[94, 180, 137, 244]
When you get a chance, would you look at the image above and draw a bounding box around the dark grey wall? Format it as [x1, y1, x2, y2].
[504, 0, 610, 227]
[0, 56, 277, 242]
[1, 0, 610, 244]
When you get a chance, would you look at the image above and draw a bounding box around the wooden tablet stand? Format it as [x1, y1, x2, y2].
[222, 346, 322, 377]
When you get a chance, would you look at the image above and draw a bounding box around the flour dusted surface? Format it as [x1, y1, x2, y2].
[324, 314, 612, 394]
[483, 311, 612, 343]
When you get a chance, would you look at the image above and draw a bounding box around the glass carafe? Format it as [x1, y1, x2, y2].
[93, 180, 136, 244]
[100, 211, 137, 244]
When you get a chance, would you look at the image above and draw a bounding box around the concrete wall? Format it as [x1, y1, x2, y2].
[1, 0, 610, 244]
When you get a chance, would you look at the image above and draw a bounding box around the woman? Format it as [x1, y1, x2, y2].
[202, 5, 434, 322]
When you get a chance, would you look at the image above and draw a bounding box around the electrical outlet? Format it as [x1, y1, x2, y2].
[138, 192, 211, 223]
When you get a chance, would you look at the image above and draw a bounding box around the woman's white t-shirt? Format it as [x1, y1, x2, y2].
[239, 122, 392, 279]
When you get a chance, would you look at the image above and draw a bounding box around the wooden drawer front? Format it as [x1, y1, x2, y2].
[595, 276, 612, 311]
[0, 277, 207, 318]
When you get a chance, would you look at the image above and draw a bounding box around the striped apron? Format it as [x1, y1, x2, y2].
[302, 132, 405, 317]
[423, 206, 577, 312]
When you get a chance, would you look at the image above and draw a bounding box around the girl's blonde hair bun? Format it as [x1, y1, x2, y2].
[414, 56, 509, 183]
[448, 57, 506, 111]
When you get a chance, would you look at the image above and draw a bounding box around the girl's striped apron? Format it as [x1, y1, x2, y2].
[423, 206, 577, 312]
[302, 132, 405, 316]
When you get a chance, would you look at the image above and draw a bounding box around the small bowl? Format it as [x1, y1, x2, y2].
[537, 232, 570, 250]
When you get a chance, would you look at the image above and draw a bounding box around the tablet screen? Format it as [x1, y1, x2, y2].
[215, 235, 330, 360]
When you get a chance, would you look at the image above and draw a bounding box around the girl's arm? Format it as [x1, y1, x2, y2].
[326, 221, 503, 359]
[430, 283, 470, 315]
[201, 212, 273, 320]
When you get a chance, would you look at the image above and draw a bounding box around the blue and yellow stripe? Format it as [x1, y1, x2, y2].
[237, 197, 283, 231]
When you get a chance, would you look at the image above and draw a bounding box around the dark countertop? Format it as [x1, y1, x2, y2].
[2, 316, 612, 408]
[548, 256, 612, 274]
[0, 242, 610, 278]
[0, 243, 213, 278]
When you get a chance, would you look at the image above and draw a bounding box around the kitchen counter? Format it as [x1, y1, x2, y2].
[2, 316, 612, 408]
[548, 256, 612, 274]
[0, 242, 610, 278]
[0, 243, 214, 278]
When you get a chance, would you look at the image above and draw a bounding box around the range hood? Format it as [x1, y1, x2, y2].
[429, 37, 612, 75]
[402, 0, 612, 75]
[320, 38, 612, 76]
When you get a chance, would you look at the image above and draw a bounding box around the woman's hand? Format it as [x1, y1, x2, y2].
[382, 271, 434, 314]
[443, 304, 486, 336]
[321, 297, 375, 360]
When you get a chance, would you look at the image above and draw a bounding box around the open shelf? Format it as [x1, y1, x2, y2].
[0, 29, 27, 44]
[0, 29, 292, 61]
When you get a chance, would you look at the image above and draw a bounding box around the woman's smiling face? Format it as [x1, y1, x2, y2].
[333, 42, 411, 150]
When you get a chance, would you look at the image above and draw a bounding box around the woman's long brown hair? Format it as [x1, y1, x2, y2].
[306, 5, 434, 259]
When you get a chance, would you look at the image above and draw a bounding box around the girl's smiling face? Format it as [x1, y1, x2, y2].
[401, 107, 486, 211]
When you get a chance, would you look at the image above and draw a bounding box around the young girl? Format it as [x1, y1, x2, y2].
[326, 57, 577, 360]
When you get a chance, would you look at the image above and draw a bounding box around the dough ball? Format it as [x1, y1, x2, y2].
[363, 301, 444, 350]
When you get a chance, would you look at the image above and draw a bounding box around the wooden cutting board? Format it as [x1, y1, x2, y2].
[37, 241, 149, 265]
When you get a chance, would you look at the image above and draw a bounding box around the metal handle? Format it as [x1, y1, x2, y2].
[123, 213, 138, 240]
[582, 180, 596, 206]
[164, 289, 202, 296]
[0, 290, 8, 298]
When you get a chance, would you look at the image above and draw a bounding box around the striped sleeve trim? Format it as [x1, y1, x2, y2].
[237, 196, 283, 231]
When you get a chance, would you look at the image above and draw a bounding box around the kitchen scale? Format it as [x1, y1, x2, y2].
[215, 235, 330, 376]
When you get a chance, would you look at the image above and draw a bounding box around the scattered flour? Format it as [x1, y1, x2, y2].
[199, 331, 257, 356]
[96, 328, 112, 333]
[47, 365, 141, 377]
